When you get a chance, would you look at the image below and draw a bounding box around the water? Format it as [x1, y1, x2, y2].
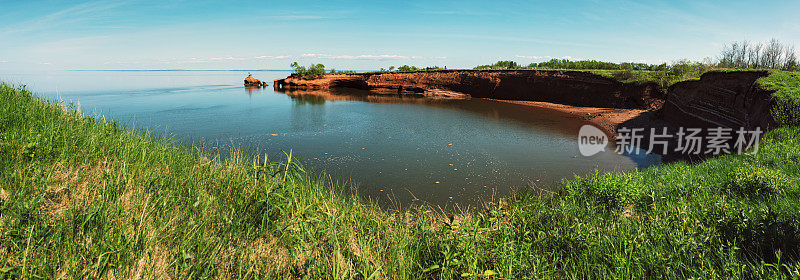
[1, 70, 660, 209]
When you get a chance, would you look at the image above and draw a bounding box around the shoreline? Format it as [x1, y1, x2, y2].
[484, 98, 647, 139]
[274, 70, 663, 110]
[274, 70, 780, 159]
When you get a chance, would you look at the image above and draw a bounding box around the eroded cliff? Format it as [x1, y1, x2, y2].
[275, 70, 663, 109]
[275, 70, 783, 152]
[661, 70, 777, 131]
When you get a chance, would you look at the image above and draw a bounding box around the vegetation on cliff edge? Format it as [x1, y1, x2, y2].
[290, 62, 326, 80]
[760, 71, 800, 126]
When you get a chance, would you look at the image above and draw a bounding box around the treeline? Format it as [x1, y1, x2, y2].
[291, 39, 797, 80]
[476, 58, 713, 72]
[290, 62, 450, 79]
[532, 59, 671, 71]
[474, 59, 677, 71]
[474, 61, 520, 70]
[473, 39, 799, 72]
[380, 65, 446, 72]
[719, 39, 798, 70]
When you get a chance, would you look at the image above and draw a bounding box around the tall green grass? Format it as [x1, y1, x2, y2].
[0, 84, 468, 278]
[761, 71, 800, 126]
[1, 74, 800, 279]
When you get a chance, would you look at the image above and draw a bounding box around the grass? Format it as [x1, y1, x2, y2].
[359, 67, 707, 94]
[507, 128, 800, 278]
[759, 71, 800, 126]
[586, 69, 710, 90]
[2, 70, 800, 279]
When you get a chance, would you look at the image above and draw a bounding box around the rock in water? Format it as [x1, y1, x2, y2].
[244, 74, 267, 87]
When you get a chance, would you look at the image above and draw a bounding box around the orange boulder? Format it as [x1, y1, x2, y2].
[244, 74, 267, 87]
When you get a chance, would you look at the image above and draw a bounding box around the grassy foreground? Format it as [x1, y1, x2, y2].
[1, 73, 800, 279]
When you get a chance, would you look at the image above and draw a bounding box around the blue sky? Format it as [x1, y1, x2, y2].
[1, 0, 798, 70]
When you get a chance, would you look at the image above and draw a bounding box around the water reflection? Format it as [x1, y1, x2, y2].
[279, 87, 441, 105]
[274, 87, 661, 209]
[245, 85, 265, 95]
[291, 93, 327, 105]
[278, 87, 600, 141]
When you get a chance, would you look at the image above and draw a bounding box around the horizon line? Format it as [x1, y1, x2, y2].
[68, 69, 294, 72]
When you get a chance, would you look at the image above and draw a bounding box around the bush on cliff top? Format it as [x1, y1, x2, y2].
[290, 62, 326, 80]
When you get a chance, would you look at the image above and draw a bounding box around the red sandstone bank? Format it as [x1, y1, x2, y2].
[274, 70, 777, 142]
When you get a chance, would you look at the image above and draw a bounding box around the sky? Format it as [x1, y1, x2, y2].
[1, 0, 799, 71]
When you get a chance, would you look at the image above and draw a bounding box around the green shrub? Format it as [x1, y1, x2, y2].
[725, 165, 791, 199]
[717, 208, 800, 264]
[562, 172, 651, 211]
[290, 62, 326, 80]
[610, 69, 634, 81]
[670, 59, 712, 79]
[526, 59, 622, 70]
[474, 61, 520, 70]
[772, 98, 800, 126]
[396, 65, 419, 72]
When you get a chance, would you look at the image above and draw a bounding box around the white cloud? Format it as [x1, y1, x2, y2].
[0, 60, 7, 63]
[176, 55, 290, 63]
[39, 62, 52, 65]
[255, 55, 290, 59]
[434, 56, 448, 59]
[516, 55, 544, 59]
[355, 54, 407, 59]
[209, 56, 247, 61]
[301, 53, 407, 60]
[183, 56, 250, 63]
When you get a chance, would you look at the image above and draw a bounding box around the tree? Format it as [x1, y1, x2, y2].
[784, 46, 799, 71]
[717, 39, 798, 69]
[397, 65, 419, 72]
[290, 62, 326, 79]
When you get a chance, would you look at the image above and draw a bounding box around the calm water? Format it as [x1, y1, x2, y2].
[1, 70, 660, 209]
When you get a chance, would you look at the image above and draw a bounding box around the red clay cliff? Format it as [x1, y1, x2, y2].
[274, 70, 662, 109]
[273, 70, 781, 157]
